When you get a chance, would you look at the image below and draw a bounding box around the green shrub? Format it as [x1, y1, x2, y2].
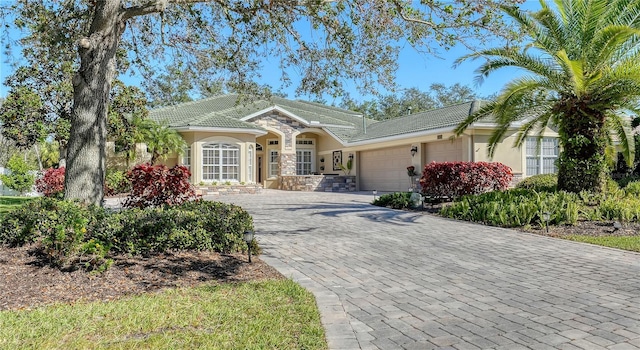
[372, 192, 414, 209]
[624, 181, 640, 197]
[0, 154, 35, 194]
[515, 174, 557, 192]
[599, 197, 640, 222]
[604, 177, 621, 195]
[0, 198, 257, 271]
[0, 197, 111, 269]
[440, 189, 581, 227]
[105, 169, 131, 196]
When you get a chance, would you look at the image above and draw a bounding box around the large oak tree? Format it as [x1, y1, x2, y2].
[2, 0, 521, 205]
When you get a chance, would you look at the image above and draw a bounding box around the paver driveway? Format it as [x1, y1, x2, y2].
[213, 190, 640, 350]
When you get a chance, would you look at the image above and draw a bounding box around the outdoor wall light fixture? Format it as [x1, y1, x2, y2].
[410, 146, 418, 157]
[542, 212, 551, 233]
[373, 190, 378, 200]
[348, 153, 354, 161]
[243, 230, 254, 263]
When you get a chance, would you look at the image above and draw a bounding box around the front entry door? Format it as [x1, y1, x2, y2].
[257, 156, 263, 183]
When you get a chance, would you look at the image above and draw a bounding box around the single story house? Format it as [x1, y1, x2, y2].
[147, 94, 559, 192]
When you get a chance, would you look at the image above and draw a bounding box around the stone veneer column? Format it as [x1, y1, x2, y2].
[279, 152, 296, 176]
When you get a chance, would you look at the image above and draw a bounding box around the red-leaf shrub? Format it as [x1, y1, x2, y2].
[35, 167, 66, 198]
[419, 161, 513, 198]
[124, 164, 197, 208]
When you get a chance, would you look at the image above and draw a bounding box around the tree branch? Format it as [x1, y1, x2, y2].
[390, 0, 436, 28]
[122, 0, 165, 19]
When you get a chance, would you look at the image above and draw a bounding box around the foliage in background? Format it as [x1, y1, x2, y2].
[340, 83, 487, 120]
[105, 169, 130, 196]
[0, 129, 17, 166]
[35, 167, 65, 198]
[515, 173, 558, 192]
[143, 63, 225, 108]
[38, 141, 60, 169]
[124, 164, 197, 209]
[107, 81, 150, 164]
[0, 154, 35, 194]
[0, 198, 256, 271]
[420, 161, 513, 198]
[0, 87, 47, 149]
[454, 0, 640, 193]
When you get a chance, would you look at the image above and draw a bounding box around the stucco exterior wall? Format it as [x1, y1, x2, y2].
[178, 131, 259, 184]
[472, 130, 524, 175]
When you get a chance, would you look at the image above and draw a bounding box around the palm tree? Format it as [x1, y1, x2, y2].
[139, 120, 187, 165]
[455, 0, 640, 193]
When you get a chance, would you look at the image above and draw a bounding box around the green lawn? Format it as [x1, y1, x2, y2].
[0, 279, 327, 350]
[0, 196, 33, 217]
[565, 235, 640, 253]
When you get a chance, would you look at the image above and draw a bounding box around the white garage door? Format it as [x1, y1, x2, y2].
[360, 146, 412, 192]
[426, 139, 463, 163]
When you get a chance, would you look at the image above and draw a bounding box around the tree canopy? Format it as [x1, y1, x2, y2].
[341, 83, 486, 120]
[454, 0, 640, 193]
[1, 0, 523, 205]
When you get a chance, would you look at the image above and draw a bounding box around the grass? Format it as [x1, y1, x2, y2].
[0, 196, 33, 217]
[565, 235, 640, 252]
[0, 279, 327, 350]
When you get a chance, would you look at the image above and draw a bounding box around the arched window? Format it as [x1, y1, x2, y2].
[202, 143, 240, 181]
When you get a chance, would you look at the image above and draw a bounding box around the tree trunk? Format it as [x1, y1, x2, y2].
[556, 107, 608, 193]
[33, 143, 43, 171]
[64, 1, 125, 206]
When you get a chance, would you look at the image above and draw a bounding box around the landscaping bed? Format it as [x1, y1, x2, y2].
[0, 245, 282, 311]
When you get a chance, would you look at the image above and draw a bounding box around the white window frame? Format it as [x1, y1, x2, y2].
[247, 144, 254, 183]
[295, 139, 315, 175]
[182, 146, 191, 171]
[526, 137, 559, 176]
[268, 150, 279, 178]
[202, 143, 240, 182]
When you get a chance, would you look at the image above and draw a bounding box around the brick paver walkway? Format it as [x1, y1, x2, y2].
[213, 190, 640, 350]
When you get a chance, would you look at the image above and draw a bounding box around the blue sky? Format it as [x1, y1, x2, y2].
[0, 1, 540, 103]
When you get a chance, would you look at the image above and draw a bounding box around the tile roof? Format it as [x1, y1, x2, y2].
[149, 94, 490, 143]
[346, 100, 488, 142]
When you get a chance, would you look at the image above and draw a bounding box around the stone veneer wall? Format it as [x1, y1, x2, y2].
[195, 184, 262, 196]
[279, 153, 296, 176]
[251, 111, 306, 176]
[279, 175, 356, 192]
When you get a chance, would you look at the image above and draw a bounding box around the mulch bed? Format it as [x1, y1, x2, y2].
[524, 220, 640, 238]
[0, 245, 283, 311]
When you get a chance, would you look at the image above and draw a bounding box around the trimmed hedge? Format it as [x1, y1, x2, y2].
[515, 173, 557, 192]
[372, 192, 414, 209]
[419, 161, 513, 198]
[0, 198, 257, 271]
